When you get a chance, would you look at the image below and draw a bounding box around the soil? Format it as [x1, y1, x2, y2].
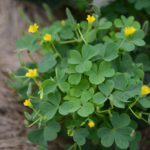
[0, 0, 149, 150]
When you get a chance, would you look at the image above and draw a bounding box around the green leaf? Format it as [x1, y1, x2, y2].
[98, 112, 132, 149]
[81, 88, 94, 104]
[16, 34, 39, 52]
[76, 60, 92, 73]
[38, 53, 57, 73]
[68, 50, 82, 64]
[66, 8, 77, 29]
[129, 132, 141, 150]
[27, 128, 46, 146]
[86, 61, 114, 85]
[114, 127, 133, 149]
[104, 42, 118, 61]
[73, 128, 89, 145]
[47, 91, 61, 106]
[58, 82, 70, 93]
[122, 41, 135, 52]
[77, 102, 94, 117]
[60, 28, 74, 40]
[44, 121, 60, 141]
[138, 96, 150, 108]
[110, 112, 131, 128]
[68, 44, 97, 73]
[98, 80, 114, 96]
[87, 29, 97, 43]
[93, 92, 107, 105]
[68, 74, 81, 85]
[82, 44, 98, 60]
[98, 127, 114, 147]
[99, 20, 112, 30]
[59, 100, 81, 115]
[114, 18, 124, 28]
[41, 79, 57, 95]
[100, 61, 115, 77]
[39, 102, 57, 120]
[113, 73, 129, 91]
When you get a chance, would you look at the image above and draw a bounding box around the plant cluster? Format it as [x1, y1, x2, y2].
[9, 8, 150, 150]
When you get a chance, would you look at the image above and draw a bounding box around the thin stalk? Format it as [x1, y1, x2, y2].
[78, 145, 82, 150]
[86, 24, 92, 44]
[28, 52, 36, 64]
[117, 37, 126, 50]
[51, 42, 62, 59]
[27, 118, 40, 128]
[58, 39, 81, 44]
[77, 27, 87, 44]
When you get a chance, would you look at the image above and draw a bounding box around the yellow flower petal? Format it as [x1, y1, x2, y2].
[67, 129, 74, 136]
[28, 23, 39, 33]
[24, 99, 32, 107]
[25, 69, 37, 78]
[86, 15, 96, 24]
[61, 20, 65, 26]
[43, 33, 52, 42]
[141, 85, 150, 95]
[124, 27, 136, 36]
[88, 120, 95, 128]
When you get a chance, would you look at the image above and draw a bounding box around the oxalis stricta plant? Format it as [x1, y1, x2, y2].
[8, 8, 150, 150]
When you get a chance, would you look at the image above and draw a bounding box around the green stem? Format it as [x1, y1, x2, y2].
[28, 52, 36, 63]
[58, 39, 81, 44]
[117, 37, 126, 50]
[86, 24, 92, 44]
[51, 42, 62, 59]
[77, 27, 87, 44]
[129, 107, 141, 119]
[95, 113, 112, 128]
[27, 118, 40, 128]
[33, 77, 40, 88]
[78, 145, 82, 150]
[142, 112, 150, 116]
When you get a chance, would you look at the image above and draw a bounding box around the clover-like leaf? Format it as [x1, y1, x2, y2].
[16, 34, 39, 52]
[77, 102, 94, 117]
[39, 102, 58, 120]
[27, 128, 46, 146]
[86, 61, 114, 85]
[81, 88, 94, 104]
[98, 80, 114, 96]
[68, 44, 98, 73]
[98, 112, 133, 149]
[138, 96, 150, 108]
[38, 52, 57, 73]
[68, 74, 81, 85]
[99, 19, 112, 30]
[104, 42, 118, 61]
[41, 79, 57, 95]
[93, 92, 107, 105]
[59, 100, 81, 115]
[44, 121, 61, 141]
[73, 128, 89, 146]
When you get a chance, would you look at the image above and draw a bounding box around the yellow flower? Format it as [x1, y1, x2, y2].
[61, 20, 65, 26]
[25, 69, 37, 78]
[86, 15, 96, 24]
[141, 85, 150, 95]
[88, 120, 95, 128]
[67, 129, 74, 136]
[43, 33, 52, 42]
[28, 23, 39, 33]
[24, 99, 32, 107]
[124, 27, 136, 36]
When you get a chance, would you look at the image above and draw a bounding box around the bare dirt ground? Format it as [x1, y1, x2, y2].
[0, 0, 149, 150]
[0, 0, 37, 150]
